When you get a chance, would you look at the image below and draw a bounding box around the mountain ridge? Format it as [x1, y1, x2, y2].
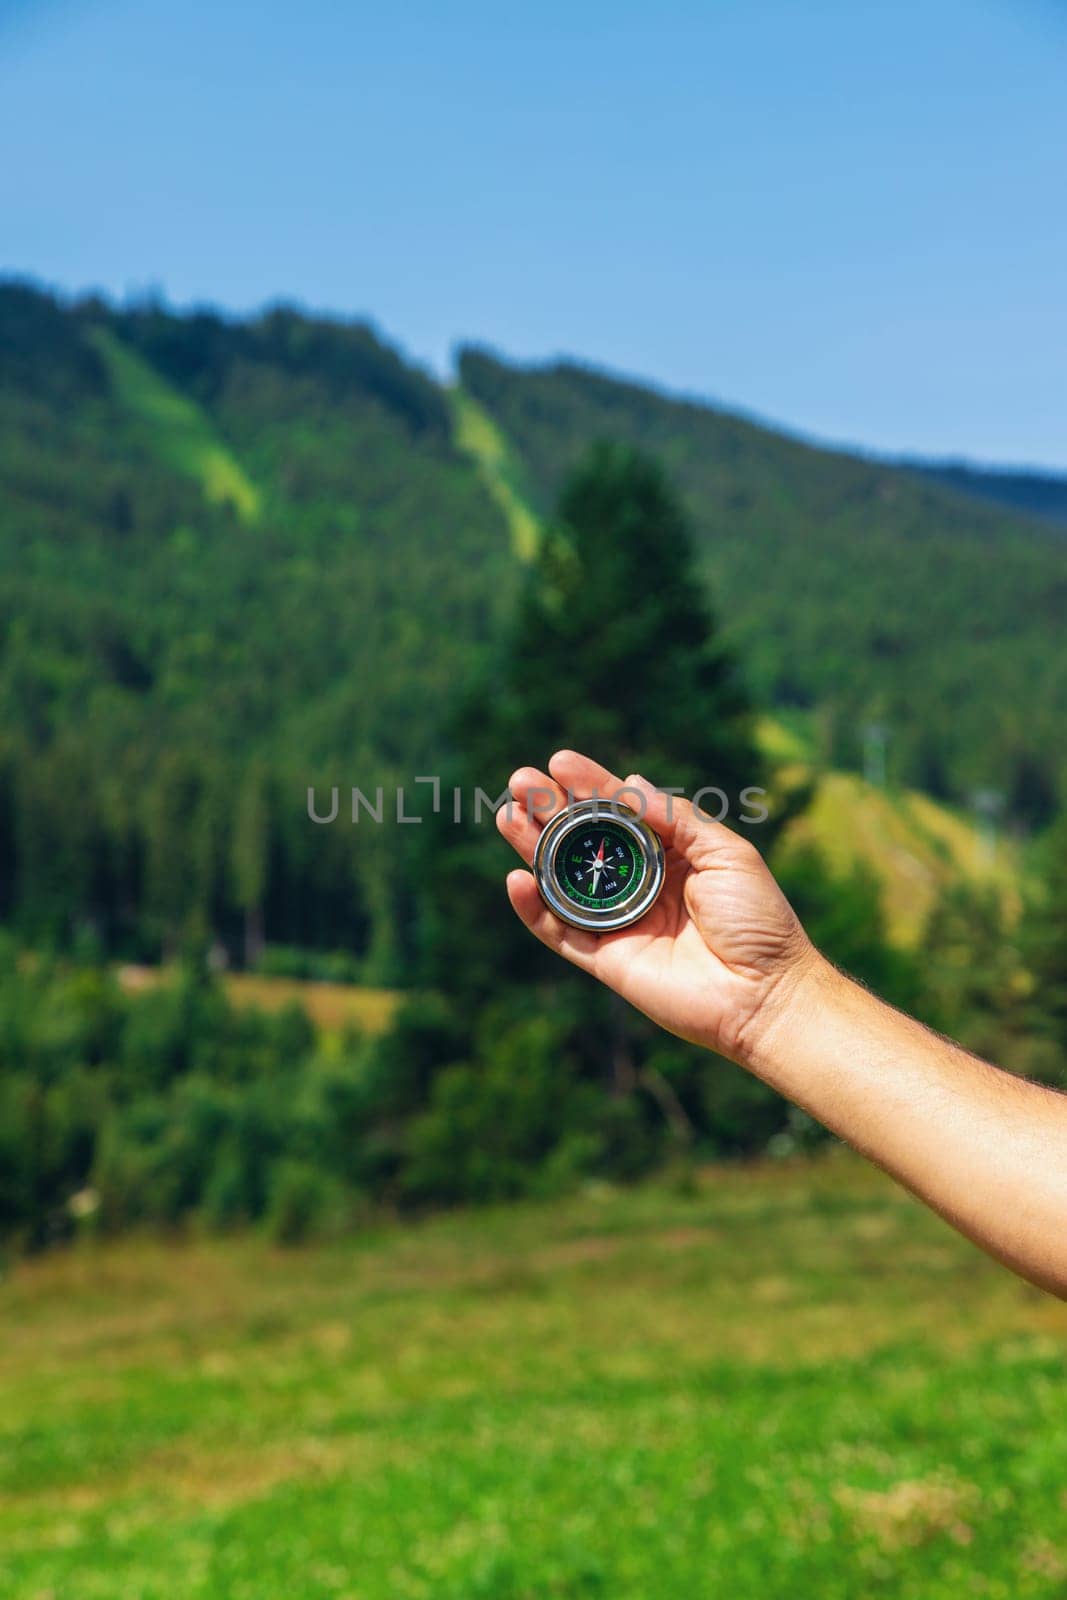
[456, 343, 1065, 817]
[1, 281, 1062, 965]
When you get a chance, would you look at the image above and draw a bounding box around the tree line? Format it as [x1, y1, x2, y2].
[2, 443, 1064, 1247]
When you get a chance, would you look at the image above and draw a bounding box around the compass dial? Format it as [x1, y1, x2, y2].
[533, 800, 666, 933]
[557, 820, 644, 911]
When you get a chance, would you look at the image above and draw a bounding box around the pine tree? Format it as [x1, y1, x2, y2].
[143, 752, 205, 960]
[408, 444, 771, 1138]
[471, 441, 758, 793]
[232, 765, 271, 969]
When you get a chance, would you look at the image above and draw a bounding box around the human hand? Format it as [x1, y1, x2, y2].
[498, 750, 821, 1066]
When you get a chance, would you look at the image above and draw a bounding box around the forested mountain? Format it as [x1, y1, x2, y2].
[0, 283, 514, 971]
[458, 349, 1067, 817]
[1, 281, 1064, 971]
[902, 460, 1067, 527]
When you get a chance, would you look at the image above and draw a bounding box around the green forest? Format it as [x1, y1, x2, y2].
[2, 278, 1067, 1246]
[458, 348, 1067, 812]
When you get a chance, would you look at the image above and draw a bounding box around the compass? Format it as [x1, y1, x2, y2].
[533, 799, 666, 933]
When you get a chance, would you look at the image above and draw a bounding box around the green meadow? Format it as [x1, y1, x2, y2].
[2, 1155, 1064, 1600]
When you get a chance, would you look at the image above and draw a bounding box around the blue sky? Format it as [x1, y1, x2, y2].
[2, 0, 1065, 466]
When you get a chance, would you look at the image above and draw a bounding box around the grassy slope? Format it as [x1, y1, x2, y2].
[87, 326, 261, 523]
[1, 1157, 1065, 1598]
[450, 386, 541, 561]
[117, 965, 399, 1037]
[773, 763, 1022, 945]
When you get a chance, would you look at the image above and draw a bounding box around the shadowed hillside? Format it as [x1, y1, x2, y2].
[904, 458, 1067, 527]
[458, 347, 1067, 818]
[0, 283, 514, 971]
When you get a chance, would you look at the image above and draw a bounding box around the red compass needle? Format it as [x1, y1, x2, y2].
[589, 836, 607, 896]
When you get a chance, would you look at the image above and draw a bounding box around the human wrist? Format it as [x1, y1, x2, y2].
[734, 945, 847, 1084]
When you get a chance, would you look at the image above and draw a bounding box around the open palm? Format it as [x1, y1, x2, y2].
[499, 750, 814, 1064]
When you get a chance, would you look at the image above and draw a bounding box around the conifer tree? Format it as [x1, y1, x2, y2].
[417, 442, 769, 1059]
[232, 765, 271, 969]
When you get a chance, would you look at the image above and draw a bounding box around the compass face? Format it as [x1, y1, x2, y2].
[533, 801, 666, 933]
[556, 819, 645, 912]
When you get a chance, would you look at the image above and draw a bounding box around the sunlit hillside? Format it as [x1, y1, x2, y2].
[0, 283, 1054, 972]
[753, 718, 1023, 946]
[779, 770, 1022, 946]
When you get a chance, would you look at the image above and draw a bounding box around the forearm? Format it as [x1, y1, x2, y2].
[744, 955, 1067, 1298]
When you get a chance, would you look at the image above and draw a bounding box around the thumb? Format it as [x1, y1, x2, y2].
[626, 773, 749, 871]
[623, 773, 683, 842]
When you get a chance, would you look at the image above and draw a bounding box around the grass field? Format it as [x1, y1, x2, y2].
[2, 1156, 1065, 1598]
[116, 966, 399, 1037]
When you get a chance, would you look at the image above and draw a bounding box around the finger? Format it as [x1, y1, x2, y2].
[506, 765, 569, 819]
[620, 771, 748, 871]
[548, 752, 678, 841]
[672, 792, 761, 873]
[496, 766, 569, 865]
[506, 870, 599, 974]
[621, 772, 682, 844]
[547, 749, 627, 802]
[547, 755, 686, 851]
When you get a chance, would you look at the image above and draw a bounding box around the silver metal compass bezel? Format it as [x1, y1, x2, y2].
[533, 799, 666, 933]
